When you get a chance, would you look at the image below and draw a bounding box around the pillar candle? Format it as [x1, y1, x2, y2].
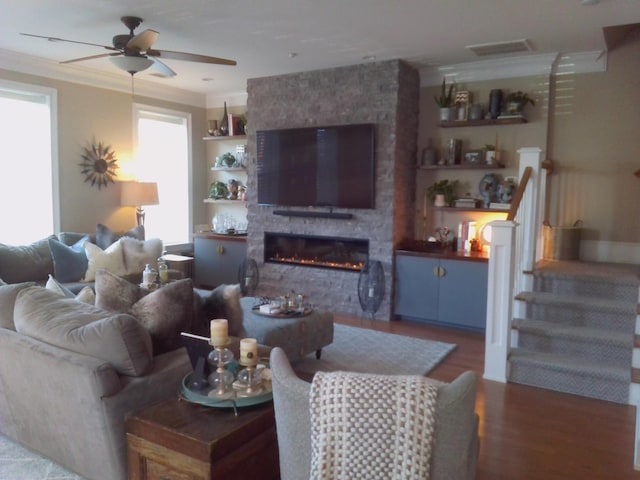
[240, 338, 258, 366]
[210, 319, 228, 346]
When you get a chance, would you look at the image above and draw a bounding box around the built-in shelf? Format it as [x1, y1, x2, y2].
[210, 167, 246, 172]
[433, 206, 510, 213]
[439, 117, 527, 128]
[203, 198, 246, 204]
[419, 163, 506, 170]
[203, 135, 247, 141]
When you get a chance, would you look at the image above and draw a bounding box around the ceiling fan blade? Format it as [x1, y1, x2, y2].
[60, 52, 122, 65]
[127, 29, 159, 52]
[20, 33, 119, 52]
[149, 57, 177, 77]
[147, 49, 236, 66]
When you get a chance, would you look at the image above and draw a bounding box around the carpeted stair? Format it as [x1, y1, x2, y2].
[509, 260, 640, 404]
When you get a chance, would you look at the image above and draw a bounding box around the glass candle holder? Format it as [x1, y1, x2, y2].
[206, 345, 235, 399]
[236, 364, 263, 397]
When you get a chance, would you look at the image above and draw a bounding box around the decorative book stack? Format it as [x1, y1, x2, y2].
[455, 197, 478, 209]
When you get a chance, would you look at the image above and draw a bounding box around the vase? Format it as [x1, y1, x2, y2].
[489, 89, 503, 119]
[434, 194, 446, 207]
[439, 107, 455, 122]
[219, 102, 229, 136]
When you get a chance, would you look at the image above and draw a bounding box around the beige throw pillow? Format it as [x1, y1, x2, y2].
[120, 237, 163, 275]
[82, 241, 126, 281]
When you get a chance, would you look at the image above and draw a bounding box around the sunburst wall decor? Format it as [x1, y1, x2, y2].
[79, 140, 119, 189]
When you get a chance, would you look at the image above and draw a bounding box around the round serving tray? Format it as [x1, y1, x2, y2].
[180, 372, 273, 409]
[250, 307, 313, 318]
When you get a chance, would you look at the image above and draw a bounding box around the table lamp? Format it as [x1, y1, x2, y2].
[121, 181, 159, 226]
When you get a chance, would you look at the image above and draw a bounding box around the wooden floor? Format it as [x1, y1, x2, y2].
[334, 313, 640, 480]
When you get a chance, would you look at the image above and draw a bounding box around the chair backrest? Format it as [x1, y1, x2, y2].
[269, 346, 479, 480]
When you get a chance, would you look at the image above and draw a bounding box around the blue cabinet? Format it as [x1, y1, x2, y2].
[394, 253, 487, 332]
[194, 234, 247, 288]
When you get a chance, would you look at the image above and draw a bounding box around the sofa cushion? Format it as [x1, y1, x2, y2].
[96, 224, 144, 250]
[45, 275, 95, 304]
[14, 286, 153, 376]
[0, 236, 55, 283]
[82, 241, 127, 282]
[193, 284, 245, 338]
[48, 236, 89, 282]
[120, 237, 163, 275]
[0, 282, 36, 330]
[94, 270, 195, 355]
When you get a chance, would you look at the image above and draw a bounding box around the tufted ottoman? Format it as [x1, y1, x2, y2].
[239, 297, 334, 363]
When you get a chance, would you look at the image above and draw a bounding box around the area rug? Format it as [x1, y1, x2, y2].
[292, 323, 456, 377]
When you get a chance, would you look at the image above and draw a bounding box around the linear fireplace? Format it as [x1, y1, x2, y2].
[264, 232, 369, 272]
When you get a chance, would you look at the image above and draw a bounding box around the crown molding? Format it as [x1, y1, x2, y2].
[0, 48, 206, 108]
[420, 50, 607, 87]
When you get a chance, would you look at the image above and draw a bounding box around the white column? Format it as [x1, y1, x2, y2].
[484, 220, 517, 383]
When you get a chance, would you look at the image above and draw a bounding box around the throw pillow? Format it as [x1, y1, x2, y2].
[0, 236, 55, 284]
[194, 284, 245, 338]
[120, 237, 163, 275]
[131, 279, 195, 355]
[94, 269, 144, 313]
[0, 282, 36, 330]
[14, 286, 153, 376]
[94, 269, 195, 355]
[0, 277, 6, 286]
[48, 236, 89, 282]
[96, 223, 145, 250]
[45, 275, 95, 305]
[83, 241, 127, 282]
[58, 231, 96, 246]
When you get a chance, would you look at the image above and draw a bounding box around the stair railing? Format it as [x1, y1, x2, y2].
[484, 148, 548, 382]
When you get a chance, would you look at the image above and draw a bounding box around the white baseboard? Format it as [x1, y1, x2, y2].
[580, 240, 640, 265]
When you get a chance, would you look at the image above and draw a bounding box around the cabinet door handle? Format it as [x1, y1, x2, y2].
[433, 266, 446, 278]
[217, 245, 225, 255]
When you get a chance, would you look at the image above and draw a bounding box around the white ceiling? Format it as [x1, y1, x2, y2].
[1, 0, 639, 102]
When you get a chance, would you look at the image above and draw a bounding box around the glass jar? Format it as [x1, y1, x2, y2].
[158, 257, 169, 284]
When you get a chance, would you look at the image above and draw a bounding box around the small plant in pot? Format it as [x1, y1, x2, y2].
[427, 179, 460, 207]
[504, 91, 535, 115]
[434, 78, 455, 121]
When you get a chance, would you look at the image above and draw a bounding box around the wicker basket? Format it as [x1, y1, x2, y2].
[542, 221, 582, 261]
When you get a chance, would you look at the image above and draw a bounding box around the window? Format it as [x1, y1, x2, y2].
[133, 105, 192, 245]
[0, 80, 57, 245]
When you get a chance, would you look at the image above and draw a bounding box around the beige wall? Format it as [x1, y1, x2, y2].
[0, 69, 207, 237]
[549, 31, 640, 242]
[416, 31, 640, 245]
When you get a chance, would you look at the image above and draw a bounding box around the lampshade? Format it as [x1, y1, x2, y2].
[109, 55, 153, 75]
[121, 182, 159, 207]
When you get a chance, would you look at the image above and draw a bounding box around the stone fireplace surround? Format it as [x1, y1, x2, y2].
[245, 60, 419, 320]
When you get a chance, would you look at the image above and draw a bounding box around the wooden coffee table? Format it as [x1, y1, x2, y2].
[126, 396, 279, 480]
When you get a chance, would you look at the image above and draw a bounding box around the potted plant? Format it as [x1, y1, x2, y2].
[504, 91, 535, 115]
[434, 78, 455, 121]
[427, 179, 460, 207]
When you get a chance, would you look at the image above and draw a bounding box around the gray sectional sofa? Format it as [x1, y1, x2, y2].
[0, 283, 193, 480]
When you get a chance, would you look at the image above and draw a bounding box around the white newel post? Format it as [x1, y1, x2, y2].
[484, 220, 517, 383]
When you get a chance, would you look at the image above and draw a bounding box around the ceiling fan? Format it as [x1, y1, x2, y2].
[21, 16, 236, 77]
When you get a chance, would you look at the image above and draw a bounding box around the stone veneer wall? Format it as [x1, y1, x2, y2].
[245, 60, 419, 320]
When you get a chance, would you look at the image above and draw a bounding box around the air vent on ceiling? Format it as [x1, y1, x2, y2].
[466, 39, 533, 56]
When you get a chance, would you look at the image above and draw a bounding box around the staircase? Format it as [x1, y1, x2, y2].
[508, 260, 639, 404]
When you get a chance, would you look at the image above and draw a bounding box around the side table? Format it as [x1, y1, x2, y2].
[126, 396, 279, 480]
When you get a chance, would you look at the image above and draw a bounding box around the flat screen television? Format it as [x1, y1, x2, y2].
[256, 123, 375, 209]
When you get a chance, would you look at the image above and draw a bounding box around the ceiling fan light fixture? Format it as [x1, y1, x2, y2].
[109, 55, 153, 74]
